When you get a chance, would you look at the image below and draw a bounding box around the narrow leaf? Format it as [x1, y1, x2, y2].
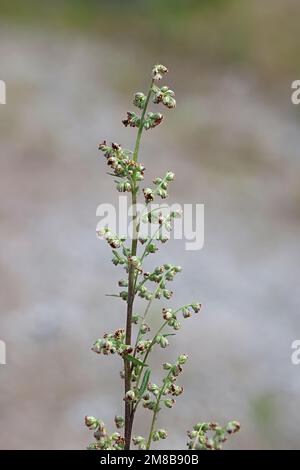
[139, 368, 151, 397]
[126, 354, 148, 368]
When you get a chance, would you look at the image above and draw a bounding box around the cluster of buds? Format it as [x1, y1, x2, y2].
[152, 429, 168, 441]
[143, 171, 175, 203]
[123, 110, 163, 131]
[136, 339, 152, 353]
[91, 329, 133, 357]
[137, 285, 153, 301]
[143, 112, 164, 130]
[152, 64, 168, 81]
[153, 85, 176, 109]
[181, 303, 201, 318]
[132, 435, 147, 450]
[187, 421, 240, 450]
[122, 111, 140, 128]
[96, 227, 125, 249]
[98, 141, 145, 184]
[162, 308, 181, 330]
[143, 264, 182, 285]
[85, 417, 125, 450]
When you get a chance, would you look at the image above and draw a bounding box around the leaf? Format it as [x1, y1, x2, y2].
[162, 333, 176, 337]
[126, 354, 148, 368]
[139, 368, 151, 397]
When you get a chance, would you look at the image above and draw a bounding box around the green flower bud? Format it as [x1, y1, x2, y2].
[158, 429, 168, 439]
[153, 177, 163, 185]
[191, 303, 201, 313]
[140, 323, 151, 334]
[226, 421, 240, 434]
[163, 362, 173, 370]
[178, 354, 188, 364]
[85, 416, 99, 430]
[152, 431, 160, 441]
[118, 279, 128, 287]
[163, 289, 173, 299]
[133, 92, 146, 109]
[125, 390, 136, 402]
[158, 335, 169, 348]
[165, 171, 175, 181]
[164, 398, 175, 408]
[114, 416, 125, 429]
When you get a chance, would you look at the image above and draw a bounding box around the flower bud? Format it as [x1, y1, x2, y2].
[114, 416, 125, 429]
[163, 362, 172, 370]
[191, 303, 201, 313]
[133, 92, 146, 109]
[152, 64, 168, 81]
[143, 188, 155, 202]
[157, 335, 169, 348]
[226, 421, 240, 434]
[140, 323, 151, 334]
[118, 279, 128, 287]
[164, 398, 175, 408]
[178, 354, 188, 365]
[124, 390, 136, 402]
[158, 429, 168, 439]
[162, 308, 173, 321]
[85, 416, 99, 430]
[165, 171, 175, 181]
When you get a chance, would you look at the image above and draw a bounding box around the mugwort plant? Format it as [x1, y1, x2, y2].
[85, 65, 240, 450]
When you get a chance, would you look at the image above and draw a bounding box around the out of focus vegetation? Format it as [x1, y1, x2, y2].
[0, 0, 299, 83]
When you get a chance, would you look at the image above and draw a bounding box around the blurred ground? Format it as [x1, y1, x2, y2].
[0, 0, 300, 450]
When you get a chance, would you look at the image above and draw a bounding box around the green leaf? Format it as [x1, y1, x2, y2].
[139, 368, 151, 397]
[126, 354, 148, 368]
[162, 333, 176, 337]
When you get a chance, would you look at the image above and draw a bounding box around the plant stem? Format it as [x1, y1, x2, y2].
[124, 79, 154, 450]
[146, 369, 173, 449]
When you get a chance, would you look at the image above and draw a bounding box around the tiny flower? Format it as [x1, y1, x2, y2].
[85, 416, 99, 430]
[157, 335, 169, 348]
[191, 303, 201, 313]
[162, 308, 173, 321]
[165, 171, 175, 181]
[140, 323, 151, 334]
[164, 398, 176, 408]
[114, 416, 125, 429]
[158, 429, 168, 439]
[178, 354, 188, 365]
[226, 421, 241, 434]
[124, 390, 136, 402]
[163, 289, 173, 299]
[143, 188, 155, 202]
[152, 64, 168, 81]
[133, 92, 146, 109]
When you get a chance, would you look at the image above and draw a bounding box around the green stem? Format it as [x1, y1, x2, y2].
[146, 369, 173, 449]
[124, 79, 154, 450]
[132, 79, 154, 162]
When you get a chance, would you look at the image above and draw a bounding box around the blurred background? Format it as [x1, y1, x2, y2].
[1, 0, 300, 450]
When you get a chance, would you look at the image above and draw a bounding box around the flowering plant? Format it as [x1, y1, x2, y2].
[85, 65, 240, 450]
